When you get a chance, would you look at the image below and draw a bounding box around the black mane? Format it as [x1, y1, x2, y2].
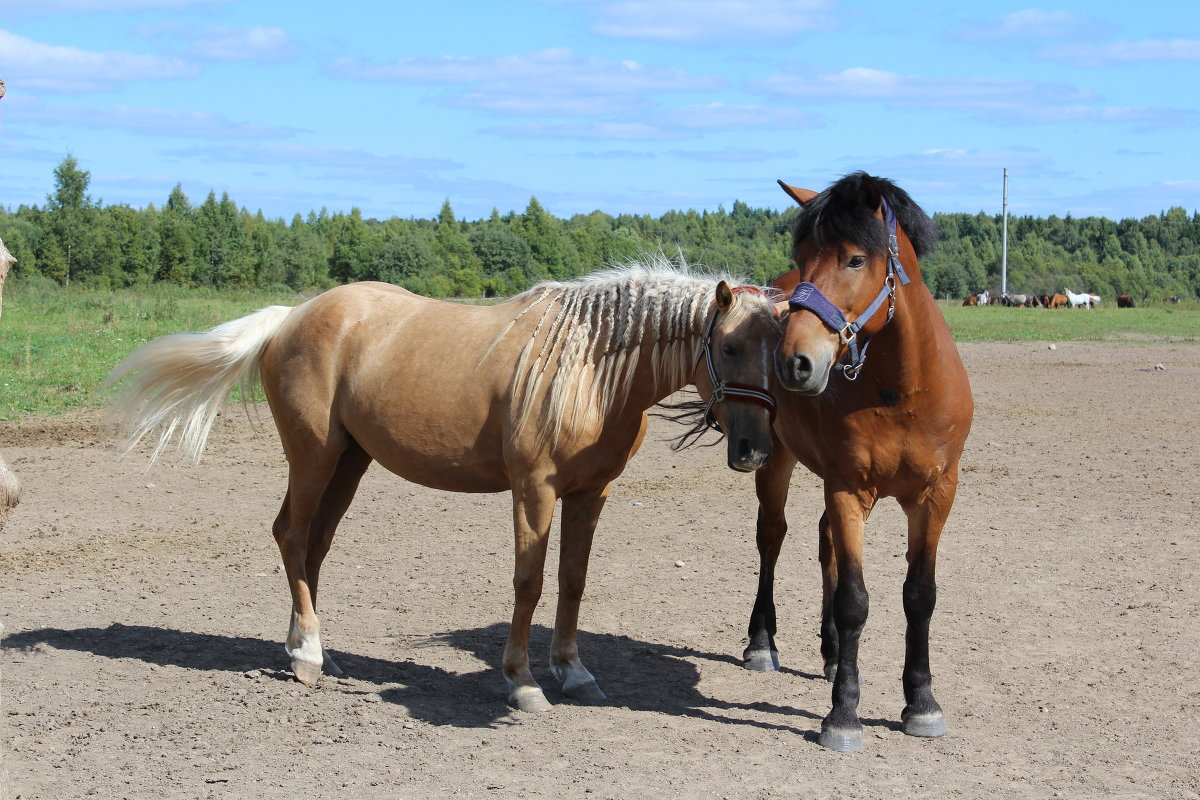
[792, 172, 938, 258]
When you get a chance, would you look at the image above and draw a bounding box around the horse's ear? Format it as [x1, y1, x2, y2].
[715, 280, 734, 312]
[778, 180, 818, 206]
[857, 179, 883, 216]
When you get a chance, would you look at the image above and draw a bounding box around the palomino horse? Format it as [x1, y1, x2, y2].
[745, 173, 973, 751]
[108, 263, 782, 712]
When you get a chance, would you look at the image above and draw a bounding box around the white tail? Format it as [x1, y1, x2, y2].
[105, 305, 294, 468]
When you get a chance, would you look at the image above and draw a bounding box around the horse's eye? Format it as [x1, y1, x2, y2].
[721, 343, 737, 357]
[848, 255, 867, 269]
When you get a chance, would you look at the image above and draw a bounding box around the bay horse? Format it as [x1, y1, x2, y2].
[107, 263, 782, 712]
[746, 173, 973, 751]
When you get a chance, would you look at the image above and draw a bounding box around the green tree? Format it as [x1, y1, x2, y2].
[44, 154, 96, 285]
[370, 230, 436, 285]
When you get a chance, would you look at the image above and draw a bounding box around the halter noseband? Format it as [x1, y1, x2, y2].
[785, 197, 911, 380]
[696, 287, 777, 431]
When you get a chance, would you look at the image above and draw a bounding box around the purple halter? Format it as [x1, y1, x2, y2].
[786, 197, 912, 380]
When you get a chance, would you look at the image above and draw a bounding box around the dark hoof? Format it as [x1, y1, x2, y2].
[742, 648, 780, 671]
[818, 724, 863, 752]
[902, 710, 948, 738]
[563, 679, 607, 704]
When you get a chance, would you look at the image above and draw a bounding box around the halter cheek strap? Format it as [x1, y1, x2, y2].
[786, 196, 911, 380]
[696, 289, 778, 429]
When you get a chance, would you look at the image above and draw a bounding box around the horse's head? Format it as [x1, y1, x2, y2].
[772, 172, 935, 394]
[693, 281, 782, 472]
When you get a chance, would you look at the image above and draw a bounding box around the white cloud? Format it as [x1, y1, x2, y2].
[544, 0, 837, 43]
[485, 105, 817, 142]
[13, 97, 297, 139]
[136, 24, 299, 65]
[327, 47, 723, 118]
[951, 9, 1106, 41]
[485, 120, 691, 140]
[1044, 39, 1200, 67]
[0, 28, 199, 93]
[329, 47, 719, 91]
[758, 67, 1095, 108]
[666, 147, 799, 162]
[660, 103, 821, 131]
[162, 143, 462, 180]
[1, 0, 233, 17]
[754, 66, 1191, 128]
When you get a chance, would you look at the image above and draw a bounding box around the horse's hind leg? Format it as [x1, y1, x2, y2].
[744, 448, 796, 671]
[549, 486, 608, 703]
[272, 433, 359, 686]
[302, 439, 373, 678]
[898, 476, 958, 739]
[504, 479, 558, 712]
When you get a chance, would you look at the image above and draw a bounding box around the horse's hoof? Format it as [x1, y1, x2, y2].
[508, 686, 553, 713]
[742, 648, 780, 672]
[818, 724, 863, 752]
[291, 658, 323, 687]
[562, 679, 607, 704]
[902, 710, 948, 738]
[323, 650, 345, 678]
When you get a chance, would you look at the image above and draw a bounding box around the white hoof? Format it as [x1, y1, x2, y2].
[507, 684, 553, 713]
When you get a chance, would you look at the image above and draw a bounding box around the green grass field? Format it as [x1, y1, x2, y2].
[1, 280, 1197, 420]
[938, 300, 1200, 342]
[0, 279, 305, 420]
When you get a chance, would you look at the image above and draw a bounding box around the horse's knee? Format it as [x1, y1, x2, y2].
[513, 573, 544, 604]
[833, 579, 869, 632]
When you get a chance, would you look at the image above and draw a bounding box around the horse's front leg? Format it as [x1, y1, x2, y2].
[898, 472, 959, 739]
[744, 447, 796, 671]
[504, 479, 558, 712]
[819, 487, 872, 752]
[548, 486, 609, 704]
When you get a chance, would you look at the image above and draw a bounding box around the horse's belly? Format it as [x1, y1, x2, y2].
[368, 445, 511, 494]
[344, 408, 511, 494]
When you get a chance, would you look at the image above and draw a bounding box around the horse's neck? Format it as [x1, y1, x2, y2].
[870, 283, 954, 392]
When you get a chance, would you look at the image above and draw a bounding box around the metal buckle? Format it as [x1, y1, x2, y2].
[838, 324, 856, 346]
[712, 384, 725, 402]
[843, 362, 863, 381]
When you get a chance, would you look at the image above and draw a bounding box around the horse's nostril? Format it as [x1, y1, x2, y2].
[792, 354, 813, 382]
[736, 437, 753, 461]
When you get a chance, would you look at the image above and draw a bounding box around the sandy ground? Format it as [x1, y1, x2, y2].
[1, 341, 1198, 800]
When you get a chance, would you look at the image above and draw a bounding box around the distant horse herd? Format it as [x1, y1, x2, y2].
[962, 289, 1181, 309]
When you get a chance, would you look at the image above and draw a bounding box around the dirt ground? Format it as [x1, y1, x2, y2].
[1, 341, 1198, 800]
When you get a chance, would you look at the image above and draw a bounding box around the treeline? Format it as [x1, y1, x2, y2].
[1, 156, 1197, 300]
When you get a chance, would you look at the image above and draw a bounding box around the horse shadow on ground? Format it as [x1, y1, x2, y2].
[2, 623, 902, 741]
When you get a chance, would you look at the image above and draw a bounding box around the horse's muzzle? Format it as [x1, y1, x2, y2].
[775, 351, 831, 395]
[728, 435, 771, 473]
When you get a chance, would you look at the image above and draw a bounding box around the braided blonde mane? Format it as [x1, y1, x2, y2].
[490, 256, 765, 450]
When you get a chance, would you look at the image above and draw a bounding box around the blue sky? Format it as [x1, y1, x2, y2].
[1, 0, 1197, 222]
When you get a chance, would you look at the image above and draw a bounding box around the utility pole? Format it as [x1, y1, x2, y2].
[1001, 168, 1009, 296]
